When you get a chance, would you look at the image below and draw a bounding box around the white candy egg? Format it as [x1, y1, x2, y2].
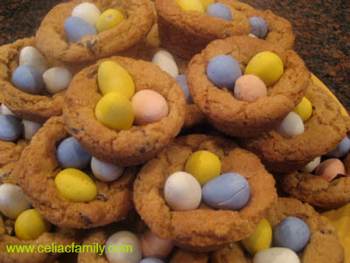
[0, 183, 31, 219]
[22, 120, 42, 140]
[152, 50, 179, 78]
[253, 247, 300, 263]
[278, 112, 304, 137]
[91, 157, 124, 182]
[248, 33, 258, 38]
[164, 171, 202, 211]
[19, 46, 47, 74]
[303, 156, 321, 173]
[1, 104, 15, 116]
[71, 2, 101, 26]
[43, 67, 72, 94]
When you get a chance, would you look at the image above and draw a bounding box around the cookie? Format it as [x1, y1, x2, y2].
[170, 249, 208, 263]
[211, 243, 250, 263]
[133, 135, 277, 251]
[63, 56, 185, 166]
[16, 117, 135, 229]
[187, 36, 309, 137]
[35, 0, 154, 64]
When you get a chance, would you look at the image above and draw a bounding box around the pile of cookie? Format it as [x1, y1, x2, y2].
[0, 0, 349, 262]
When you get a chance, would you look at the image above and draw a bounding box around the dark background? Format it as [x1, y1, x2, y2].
[0, 0, 349, 106]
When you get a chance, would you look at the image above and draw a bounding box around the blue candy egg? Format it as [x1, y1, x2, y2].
[11, 65, 44, 94]
[64, 16, 97, 43]
[176, 74, 192, 103]
[273, 216, 310, 252]
[56, 137, 91, 169]
[327, 136, 350, 158]
[0, 115, 23, 142]
[140, 258, 165, 263]
[202, 172, 250, 210]
[207, 3, 233, 21]
[249, 16, 268, 38]
[206, 55, 242, 88]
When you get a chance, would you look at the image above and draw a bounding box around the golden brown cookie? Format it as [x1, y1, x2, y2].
[133, 135, 277, 251]
[211, 243, 250, 263]
[35, 0, 154, 64]
[243, 81, 350, 173]
[187, 36, 309, 138]
[16, 117, 135, 229]
[63, 56, 186, 166]
[170, 249, 208, 263]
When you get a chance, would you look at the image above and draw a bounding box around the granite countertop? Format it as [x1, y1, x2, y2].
[0, 0, 349, 107]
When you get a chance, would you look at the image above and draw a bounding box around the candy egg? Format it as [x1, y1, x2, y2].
[71, 2, 101, 26]
[249, 16, 268, 39]
[15, 209, 50, 240]
[152, 50, 179, 78]
[105, 231, 142, 263]
[0, 183, 31, 219]
[200, 0, 214, 9]
[96, 9, 124, 32]
[19, 46, 47, 74]
[234, 74, 267, 102]
[0, 115, 23, 142]
[176, 74, 192, 103]
[207, 3, 232, 21]
[164, 171, 202, 211]
[242, 218, 272, 255]
[12, 65, 44, 94]
[64, 16, 97, 43]
[253, 247, 300, 263]
[91, 157, 124, 182]
[55, 168, 97, 202]
[207, 55, 242, 88]
[277, 112, 304, 137]
[245, 51, 284, 86]
[22, 120, 41, 140]
[176, 0, 204, 12]
[328, 136, 350, 158]
[293, 97, 312, 122]
[43, 67, 72, 94]
[185, 150, 221, 185]
[140, 258, 165, 263]
[0, 104, 15, 116]
[315, 158, 345, 182]
[202, 172, 251, 210]
[131, 90, 169, 125]
[273, 216, 310, 252]
[95, 92, 135, 130]
[56, 136, 91, 169]
[141, 230, 174, 258]
[302, 156, 321, 173]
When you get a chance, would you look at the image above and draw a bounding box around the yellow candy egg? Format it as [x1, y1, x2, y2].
[200, 0, 214, 9]
[98, 61, 135, 99]
[185, 150, 221, 185]
[55, 168, 97, 202]
[245, 51, 284, 86]
[95, 92, 134, 130]
[293, 97, 313, 122]
[176, 0, 204, 12]
[242, 218, 272, 255]
[15, 209, 50, 240]
[96, 9, 124, 32]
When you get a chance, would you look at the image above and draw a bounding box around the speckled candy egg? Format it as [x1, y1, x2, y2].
[0, 183, 31, 219]
[0, 115, 23, 142]
[71, 2, 101, 26]
[242, 218, 272, 255]
[1, 104, 14, 116]
[12, 65, 44, 94]
[64, 16, 97, 43]
[315, 158, 346, 182]
[328, 136, 350, 158]
[234, 74, 267, 102]
[22, 120, 41, 140]
[43, 67, 72, 94]
[249, 16, 268, 38]
[302, 156, 321, 173]
[277, 112, 304, 137]
[176, 0, 204, 12]
[207, 3, 232, 21]
[141, 230, 174, 258]
[15, 209, 50, 240]
[96, 9, 124, 32]
[140, 258, 165, 263]
[19, 46, 47, 74]
[91, 157, 124, 182]
[253, 247, 300, 263]
[152, 50, 179, 78]
[176, 74, 192, 103]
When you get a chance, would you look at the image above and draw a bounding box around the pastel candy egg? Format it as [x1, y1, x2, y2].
[164, 171, 202, 211]
[71, 3, 101, 26]
[140, 258, 165, 263]
[273, 216, 310, 252]
[315, 158, 345, 182]
[12, 65, 44, 94]
[131, 90, 169, 125]
[0, 115, 23, 142]
[15, 209, 50, 240]
[96, 9, 124, 32]
[302, 156, 321, 173]
[152, 50, 179, 78]
[249, 17, 269, 38]
[245, 51, 284, 86]
[234, 74, 267, 102]
[105, 231, 142, 263]
[242, 218, 272, 255]
[56, 136, 91, 169]
[207, 55, 242, 88]
[64, 16, 97, 43]
[277, 112, 304, 137]
[176, 0, 204, 12]
[0, 104, 15, 116]
[293, 97, 313, 122]
[200, 0, 214, 9]
[328, 136, 350, 158]
[22, 120, 41, 140]
[19, 46, 47, 74]
[185, 150, 221, 185]
[141, 230, 174, 258]
[253, 247, 300, 263]
[91, 157, 124, 182]
[207, 3, 232, 21]
[0, 183, 31, 219]
[43, 67, 72, 94]
[95, 92, 135, 130]
[55, 168, 97, 202]
[202, 172, 251, 210]
[176, 74, 192, 103]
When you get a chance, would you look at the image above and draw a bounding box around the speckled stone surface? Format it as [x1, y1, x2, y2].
[0, 0, 349, 106]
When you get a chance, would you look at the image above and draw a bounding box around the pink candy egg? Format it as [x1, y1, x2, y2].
[315, 158, 346, 182]
[140, 230, 174, 258]
[234, 74, 267, 102]
[131, 90, 169, 125]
